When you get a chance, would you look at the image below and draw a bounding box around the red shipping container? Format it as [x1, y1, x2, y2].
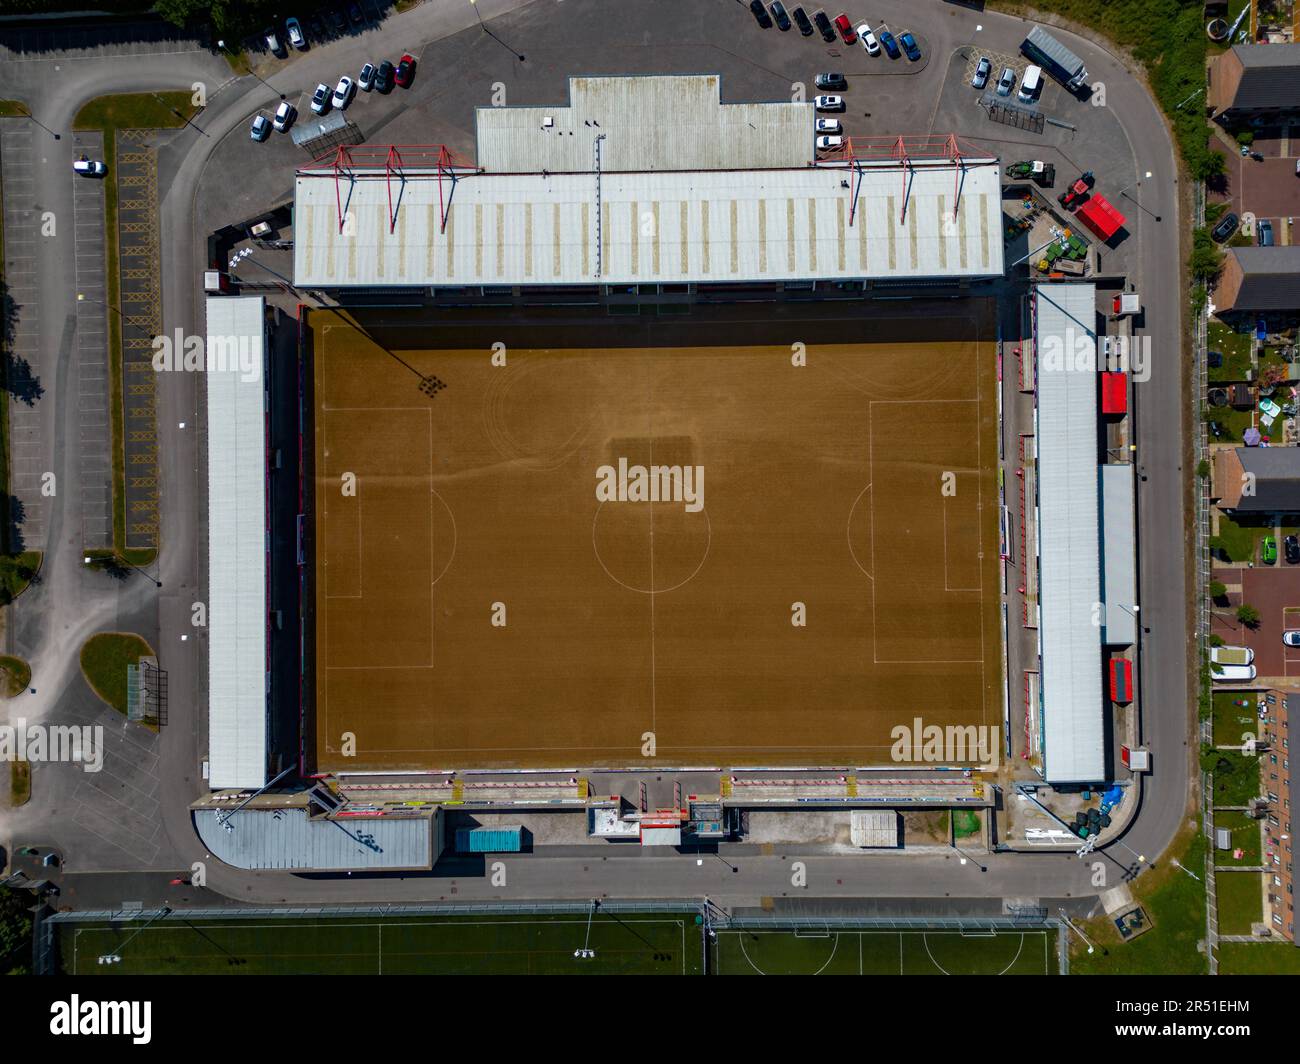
[1101, 371, 1127, 414]
[1110, 658, 1132, 703]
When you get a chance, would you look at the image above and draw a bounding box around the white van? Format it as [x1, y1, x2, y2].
[1212, 663, 1257, 683]
[1018, 65, 1042, 103]
[1211, 645, 1254, 667]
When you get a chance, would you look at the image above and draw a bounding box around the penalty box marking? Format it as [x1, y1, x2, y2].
[868, 398, 989, 667]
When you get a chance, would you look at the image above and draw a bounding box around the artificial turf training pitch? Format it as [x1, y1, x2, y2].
[311, 310, 999, 770]
[61, 918, 1057, 975]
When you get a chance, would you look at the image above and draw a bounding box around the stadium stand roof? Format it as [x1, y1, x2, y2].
[1034, 283, 1105, 784]
[193, 805, 436, 872]
[1099, 463, 1137, 647]
[475, 75, 814, 172]
[205, 296, 268, 790]
[293, 157, 1003, 288]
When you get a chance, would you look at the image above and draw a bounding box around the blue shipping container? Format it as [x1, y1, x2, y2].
[456, 827, 523, 853]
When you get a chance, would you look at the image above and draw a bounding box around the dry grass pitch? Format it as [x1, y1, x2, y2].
[310, 309, 999, 770]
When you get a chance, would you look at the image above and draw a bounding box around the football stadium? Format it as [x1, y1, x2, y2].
[194, 75, 1133, 871]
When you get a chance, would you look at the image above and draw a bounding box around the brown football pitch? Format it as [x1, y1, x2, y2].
[309, 307, 1000, 771]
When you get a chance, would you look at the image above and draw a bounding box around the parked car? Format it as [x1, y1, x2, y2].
[1212, 663, 1257, 682]
[308, 13, 325, 38]
[792, 6, 814, 35]
[250, 113, 271, 141]
[814, 118, 841, 134]
[1258, 218, 1275, 246]
[972, 57, 991, 89]
[332, 76, 356, 109]
[1018, 64, 1042, 102]
[898, 31, 921, 61]
[857, 23, 880, 55]
[816, 134, 844, 151]
[1262, 535, 1278, 564]
[814, 95, 844, 112]
[815, 72, 847, 91]
[264, 28, 285, 56]
[749, 0, 773, 27]
[1211, 211, 1239, 242]
[286, 17, 307, 50]
[375, 59, 395, 93]
[996, 66, 1015, 96]
[348, 2, 365, 25]
[311, 83, 332, 115]
[273, 101, 297, 133]
[330, 8, 348, 33]
[359, 62, 376, 91]
[878, 28, 900, 59]
[72, 156, 107, 176]
[395, 53, 416, 87]
[1287, 534, 1300, 564]
[769, 2, 791, 30]
[833, 13, 856, 43]
[813, 10, 836, 41]
[1284, 630, 1300, 646]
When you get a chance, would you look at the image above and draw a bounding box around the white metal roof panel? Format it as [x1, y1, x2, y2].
[1034, 283, 1105, 784]
[194, 808, 434, 870]
[475, 75, 814, 172]
[1100, 463, 1137, 647]
[293, 162, 1004, 288]
[205, 296, 267, 790]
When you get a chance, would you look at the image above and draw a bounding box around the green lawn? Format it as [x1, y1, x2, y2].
[1216, 871, 1264, 935]
[1208, 750, 1263, 807]
[1070, 829, 1208, 975]
[952, 809, 981, 839]
[714, 928, 1055, 975]
[1209, 322, 1255, 384]
[61, 914, 703, 976]
[71, 92, 197, 565]
[1212, 811, 1262, 867]
[0, 654, 31, 697]
[1212, 691, 1260, 747]
[0, 552, 40, 604]
[1213, 513, 1275, 562]
[1218, 942, 1300, 974]
[78, 632, 154, 716]
[0, 100, 26, 118]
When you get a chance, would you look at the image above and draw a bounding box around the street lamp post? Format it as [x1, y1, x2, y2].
[84, 553, 161, 588]
[469, 0, 525, 61]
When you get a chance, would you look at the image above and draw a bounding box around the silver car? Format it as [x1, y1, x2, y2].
[972, 57, 991, 89]
[996, 67, 1015, 97]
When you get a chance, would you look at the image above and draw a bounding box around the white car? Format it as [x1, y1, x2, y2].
[273, 101, 297, 133]
[264, 29, 285, 57]
[814, 95, 844, 112]
[332, 76, 356, 110]
[972, 57, 991, 89]
[1212, 663, 1257, 683]
[249, 114, 271, 142]
[359, 63, 376, 92]
[816, 135, 844, 151]
[1284, 630, 1300, 647]
[996, 67, 1015, 97]
[310, 83, 331, 115]
[815, 118, 842, 134]
[286, 18, 306, 51]
[857, 23, 880, 55]
[72, 156, 106, 176]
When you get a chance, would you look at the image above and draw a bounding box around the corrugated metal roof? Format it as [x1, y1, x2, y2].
[205, 296, 267, 790]
[194, 808, 434, 870]
[1034, 283, 1105, 784]
[1100, 464, 1136, 647]
[475, 75, 813, 172]
[293, 161, 1003, 288]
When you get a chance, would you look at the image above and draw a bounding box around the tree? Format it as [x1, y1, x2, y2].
[1237, 604, 1261, 627]
[1197, 149, 1227, 183]
[0, 887, 31, 976]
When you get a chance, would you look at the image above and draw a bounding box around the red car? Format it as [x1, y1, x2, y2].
[395, 52, 416, 87]
[833, 13, 856, 43]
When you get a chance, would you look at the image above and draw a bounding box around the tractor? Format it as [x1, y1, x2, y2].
[1058, 171, 1095, 210]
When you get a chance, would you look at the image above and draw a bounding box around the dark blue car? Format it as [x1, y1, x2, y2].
[899, 32, 921, 61]
[879, 29, 900, 59]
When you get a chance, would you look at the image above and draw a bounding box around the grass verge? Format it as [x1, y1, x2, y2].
[1219, 942, 1300, 974]
[78, 631, 154, 717]
[1212, 810, 1262, 867]
[72, 92, 196, 566]
[1212, 690, 1259, 747]
[1216, 870, 1264, 935]
[1069, 824, 1207, 974]
[0, 653, 31, 697]
[1205, 748, 1262, 807]
[8, 757, 29, 807]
